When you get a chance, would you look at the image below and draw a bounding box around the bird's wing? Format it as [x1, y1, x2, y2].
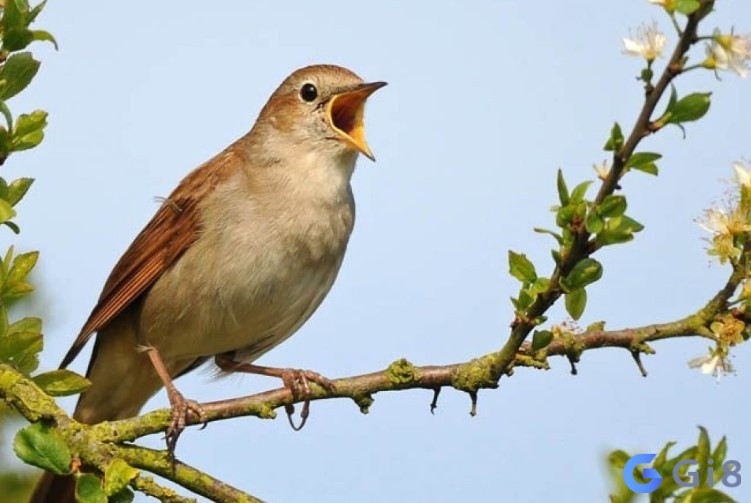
[60, 150, 239, 368]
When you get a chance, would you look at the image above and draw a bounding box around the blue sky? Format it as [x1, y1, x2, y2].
[8, 1, 750, 501]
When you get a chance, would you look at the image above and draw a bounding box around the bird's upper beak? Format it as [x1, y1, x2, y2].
[327, 81, 387, 161]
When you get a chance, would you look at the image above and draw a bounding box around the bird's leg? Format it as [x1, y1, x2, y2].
[143, 346, 207, 456]
[215, 353, 335, 430]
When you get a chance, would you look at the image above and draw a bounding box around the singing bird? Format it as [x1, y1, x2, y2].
[31, 64, 385, 502]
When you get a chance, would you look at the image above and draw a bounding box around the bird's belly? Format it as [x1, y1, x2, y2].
[139, 237, 344, 364]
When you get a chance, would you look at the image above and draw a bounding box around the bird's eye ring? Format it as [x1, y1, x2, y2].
[300, 83, 318, 102]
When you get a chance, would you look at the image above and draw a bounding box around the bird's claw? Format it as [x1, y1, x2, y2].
[164, 389, 207, 459]
[280, 368, 334, 431]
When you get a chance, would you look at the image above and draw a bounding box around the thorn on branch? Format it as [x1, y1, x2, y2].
[630, 349, 649, 377]
[468, 391, 478, 417]
[353, 394, 374, 415]
[430, 388, 441, 414]
[566, 354, 579, 375]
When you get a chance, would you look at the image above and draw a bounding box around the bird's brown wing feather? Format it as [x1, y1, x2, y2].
[60, 150, 239, 368]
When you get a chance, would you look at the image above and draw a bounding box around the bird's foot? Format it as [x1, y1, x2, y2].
[213, 355, 334, 431]
[276, 368, 335, 431]
[163, 386, 207, 460]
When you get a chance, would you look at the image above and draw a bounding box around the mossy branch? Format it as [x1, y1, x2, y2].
[0, 241, 741, 501]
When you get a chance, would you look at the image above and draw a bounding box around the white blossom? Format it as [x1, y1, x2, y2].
[688, 352, 735, 381]
[623, 22, 667, 61]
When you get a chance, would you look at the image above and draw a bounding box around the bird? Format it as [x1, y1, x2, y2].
[30, 64, 386, 503]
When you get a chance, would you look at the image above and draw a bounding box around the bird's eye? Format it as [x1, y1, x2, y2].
[300, 83, 318, 102]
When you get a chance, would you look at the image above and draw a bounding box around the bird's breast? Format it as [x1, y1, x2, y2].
[140, 164, 356, 363]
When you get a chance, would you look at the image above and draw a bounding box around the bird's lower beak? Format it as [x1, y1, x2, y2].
[327, 81, 387, 161]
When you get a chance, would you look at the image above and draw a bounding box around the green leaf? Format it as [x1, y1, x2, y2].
[2, 28, 34, 52]
[511, 288, 534, 312]
[533, 227, 563, 245]
[0, 330, 42, 372]
[595, 215, 645, 247]
[104, 459, 139, 496]
[7, 250, 38, 283]
[0, 100, 13, 130]
[0, 199, 16, 223]
[681, 488, 736, 503]
[668, 92, 711, 124]
[31, 30, 58, 49]
[29, 0, 48, 23]
[565, 288, 587, 320]
[675, 0, 701, 15]
[626, 152, 662, 169]
[557, 169, 569, 206]
[13, 423, 71, 475]
[599, 195, 627, 218]
[626, 152, 660, 176]
[607, 449, 631, 471]
[8, 315, 41, 334]
[529, 277, 550, 296]
[604, 122, 624, 152]
[712, 437, 727, 463]
[76, 473, 107, 503]
[654, 441, 677, 469]
[531, 330, 553, 350]
[1, 0, 27, 32]
[32, 369, 91, 397]
[561, 258, 603, 292]
[110, 488, 136, 503]
[508, 251, 537, 283]
[696, 426, 710, 487]
[570, 181, 593, 203]
[7, 177, 33, 206]
[632, 162, 658, 176]
[0, 53, 41, 100]
[12, 110, 47, 151]
[585, 210, 604, 233]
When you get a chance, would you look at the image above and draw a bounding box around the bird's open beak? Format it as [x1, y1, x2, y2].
[327, 81, 387, 161]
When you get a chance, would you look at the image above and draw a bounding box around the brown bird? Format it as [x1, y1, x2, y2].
[31, 64, 386, 502]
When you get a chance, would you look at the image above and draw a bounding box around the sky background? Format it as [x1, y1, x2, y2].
[5, 1, 750, 501]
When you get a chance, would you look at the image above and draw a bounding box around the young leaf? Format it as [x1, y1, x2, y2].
[599, 195, 627, 218]
[0, 330, 42, 373]
[570, 181, 593, 203]
[0, 53, 41, 100]
[675, 0, 701, 15]
[557, 169, 569, 206]
[531, 329, 553, 350]
[0, 199, 16, 223]
[625, 152, 662, 169]
[696, 426, 710, 487]
[668, 92, 712, 124]
[13, 423, 71, 475]
[561, 258, 603, 291]
[565, 288, 587, 320]
[603, 122, 624, 152]
[585, 210, 603, 234]
[7, 177, 34, 206]
[533, 227, 563, 245]
[76, 473, 107, 503]
[32, 369, 91, 397]
[104, 459, 139, 496]
[508, 251, 537, 283]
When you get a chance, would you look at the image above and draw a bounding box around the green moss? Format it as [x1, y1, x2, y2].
[257, 403, 276, 420]
[452, 355, 498, 392]
[385, 358, 419, 385]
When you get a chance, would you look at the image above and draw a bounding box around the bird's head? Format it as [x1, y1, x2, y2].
[255, 65, 387, 162]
